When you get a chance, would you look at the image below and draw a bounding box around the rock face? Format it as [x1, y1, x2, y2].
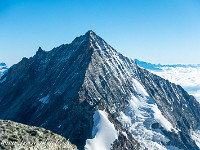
[0, 30, 200, 150]
[0, 119, 77, 150]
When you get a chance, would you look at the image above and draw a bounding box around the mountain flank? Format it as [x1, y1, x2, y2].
[0, 30, 200, 150]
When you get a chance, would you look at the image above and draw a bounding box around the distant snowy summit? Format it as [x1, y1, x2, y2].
[0, 63, 8, 78]
[135, 59, 200, 102]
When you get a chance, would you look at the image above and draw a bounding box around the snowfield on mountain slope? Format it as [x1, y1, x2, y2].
[151, 67, 200, 103]
[118, 78, 179, 150]
[85, 110, 119, 150]
[191, 125, 200, 149]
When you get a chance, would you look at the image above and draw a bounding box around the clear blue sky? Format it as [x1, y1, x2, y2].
[0, 0, 200, 66]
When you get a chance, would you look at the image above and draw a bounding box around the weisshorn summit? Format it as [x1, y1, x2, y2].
[0, 31, 200, 150]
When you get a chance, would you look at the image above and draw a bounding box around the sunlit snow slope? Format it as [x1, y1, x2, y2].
[118, 78, 178, 150]
[85, 110, 119, 150]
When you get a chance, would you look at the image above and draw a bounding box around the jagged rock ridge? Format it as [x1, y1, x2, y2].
[0, 30, 200, 150]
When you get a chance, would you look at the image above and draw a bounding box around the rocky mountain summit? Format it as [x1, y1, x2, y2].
[0, 119, 77, 150]
[0, 30, 200, 150]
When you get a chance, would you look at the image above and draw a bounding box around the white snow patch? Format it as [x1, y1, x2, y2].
[151, 101, 174, 131]
[191, 126, 200, 148]
[39, 95, 50, 104]
[117, 78, 178, 150]
[85, 110, 119, 150]
[132, 78, 149, 96]
[121, 131, 128, 139]
[118, 95, 175, 149]
[118, 112, 132, 128]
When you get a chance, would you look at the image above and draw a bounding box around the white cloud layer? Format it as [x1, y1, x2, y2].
[151, 67, 200, 103]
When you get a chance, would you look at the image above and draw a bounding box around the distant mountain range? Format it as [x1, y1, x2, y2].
[0, 31, 200, 150]
[134, 59, 200, 70]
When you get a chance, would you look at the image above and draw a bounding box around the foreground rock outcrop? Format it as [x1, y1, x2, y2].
[0, 120, 77, 150]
